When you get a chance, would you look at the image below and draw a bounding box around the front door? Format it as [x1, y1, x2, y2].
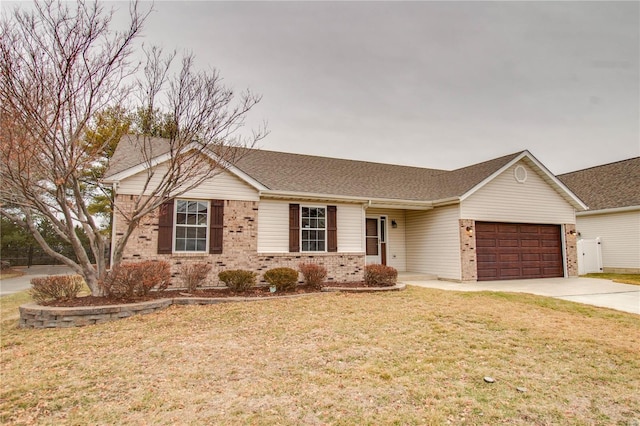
[365, 217, 387, 265]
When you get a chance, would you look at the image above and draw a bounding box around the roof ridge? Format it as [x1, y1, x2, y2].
[448, 151, 526, 173]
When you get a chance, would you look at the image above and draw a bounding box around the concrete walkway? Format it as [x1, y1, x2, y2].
[402, 277, 640, 315]
[0, 265, 75, 296]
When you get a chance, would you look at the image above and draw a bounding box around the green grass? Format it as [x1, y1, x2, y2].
[1, 287, 639, 425]
[582, 273, 640, 286]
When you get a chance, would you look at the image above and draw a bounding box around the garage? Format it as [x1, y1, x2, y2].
[476, 222, 564, 281]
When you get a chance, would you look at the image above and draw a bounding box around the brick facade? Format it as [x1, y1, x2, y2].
[564, 224, 579, 277]
[459, 219, 477, 282]
[115, 195, 365, 288]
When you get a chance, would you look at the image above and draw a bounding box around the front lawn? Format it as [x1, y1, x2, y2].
[1, 287, 639, 425]
[583, 273, 640, 286]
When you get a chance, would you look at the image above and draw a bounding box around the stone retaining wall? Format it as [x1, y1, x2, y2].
[19, 284, 405, 329]
[19, 299, 173, 328]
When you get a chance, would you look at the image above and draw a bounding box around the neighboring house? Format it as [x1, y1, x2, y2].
[104, 135, 587, 285]
[559, 157, 640, 274]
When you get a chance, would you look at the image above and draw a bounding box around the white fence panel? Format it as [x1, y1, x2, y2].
[577, 237, 603, 275]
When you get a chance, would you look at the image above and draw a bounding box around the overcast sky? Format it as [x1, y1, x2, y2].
[7, 1, 640, 174]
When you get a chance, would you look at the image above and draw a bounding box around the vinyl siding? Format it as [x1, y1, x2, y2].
[338, 204, 365, 252]
[460, 161, 575, 224]
[117, 163, 259, 201]
[257, 200, 290, 252]
[366, 208, 407, 271]
[257, 200, 364, 253]
[576, 210, 640, 269]
[406, 205, 461, 280]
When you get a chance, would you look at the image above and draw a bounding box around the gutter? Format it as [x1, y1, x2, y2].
[576, 205, 640, 216]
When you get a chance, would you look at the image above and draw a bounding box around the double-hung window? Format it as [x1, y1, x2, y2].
[174, 200, 209, 252]
[301, 206, 326, 252]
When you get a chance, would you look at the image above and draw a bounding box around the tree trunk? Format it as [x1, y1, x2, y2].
[81, 263, 105, 297]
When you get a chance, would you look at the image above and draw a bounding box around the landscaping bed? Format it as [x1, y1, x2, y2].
[40, 285, 320, 307]
[40, 281, 401, 308]
[19, 282, 405, 328]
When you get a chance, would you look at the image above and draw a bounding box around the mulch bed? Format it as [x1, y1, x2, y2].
[41, 282, 396, 307]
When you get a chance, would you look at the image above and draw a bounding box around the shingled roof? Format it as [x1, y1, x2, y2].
[558, 157, 640, 210]
[104, 135, 525, 202]
[233, 148, 522, 201]
[106, 135, 174, 178]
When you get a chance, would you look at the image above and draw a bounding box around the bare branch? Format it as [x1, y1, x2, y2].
[0, 0, 150, 295]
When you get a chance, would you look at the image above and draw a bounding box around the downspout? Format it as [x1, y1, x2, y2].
[561, 224, 569, 278]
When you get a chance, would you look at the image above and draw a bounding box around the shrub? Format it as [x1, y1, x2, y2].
[179, 263, 212, 292]
[99, 261, 171, 299]
[364, 264, 398, 287]
[218, 269, 257, 292]
[299, 263, 327, 289]
[30, 275, 84, 303]
[263, 267, 299, 292]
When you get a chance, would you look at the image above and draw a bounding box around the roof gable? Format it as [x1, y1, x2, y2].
[103, 135, 267, 191]
[460, 151, 587, 210]
[558, 157, 640, 210]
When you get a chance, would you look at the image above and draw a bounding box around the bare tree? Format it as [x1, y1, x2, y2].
[0, 1, 266, 296]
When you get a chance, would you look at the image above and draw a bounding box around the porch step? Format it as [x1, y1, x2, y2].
[397, 272, 438, 282]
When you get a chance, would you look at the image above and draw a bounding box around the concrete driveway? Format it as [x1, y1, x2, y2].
[402, 277, 640, 315]
[0, 265, 76, 296]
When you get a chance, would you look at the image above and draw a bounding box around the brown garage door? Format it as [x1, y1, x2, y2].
[476, 222, 564, 281]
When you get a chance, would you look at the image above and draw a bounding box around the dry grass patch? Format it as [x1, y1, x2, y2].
[0, 291, 32, 323]
[0, 269, 24, 280]
[1, 287, 639, 425]
[583, 273, 640, 286]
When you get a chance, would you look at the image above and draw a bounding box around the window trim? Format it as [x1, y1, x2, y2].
[172, 199, 210, 253]
[300, 205, 327, 253]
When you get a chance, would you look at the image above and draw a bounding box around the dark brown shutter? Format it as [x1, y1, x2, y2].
[210, 199, 224, 254]
[327, 205, 337, 252]
[289, 204, 300, 252]
[157, 199, 174, 254]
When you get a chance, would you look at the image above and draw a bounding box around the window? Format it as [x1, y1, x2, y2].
[174, 200, 209, 252]
[289, 204, 336, 253]
[301, 206, 326, 251]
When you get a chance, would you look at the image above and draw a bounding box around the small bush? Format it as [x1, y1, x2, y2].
[263, 267, 299, 292]
[179, 263, 212, 292]
[30, 275, 84, 303]
[218, 269, 257, 292]
[364, 264, 398, 287]
[299, 263, 327, 289]
[100, 261, 171, 299]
